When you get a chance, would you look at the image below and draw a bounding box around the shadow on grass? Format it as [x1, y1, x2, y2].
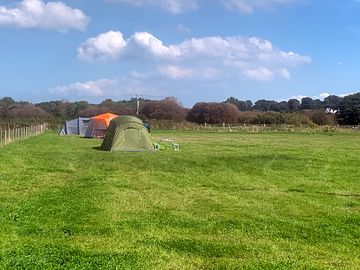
[0, 244, 152, 269]
[141, 238, 249, 258]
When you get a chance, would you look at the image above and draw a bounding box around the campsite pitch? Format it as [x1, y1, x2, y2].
[0, 131, 359, 269]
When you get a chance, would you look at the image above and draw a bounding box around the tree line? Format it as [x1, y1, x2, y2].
[0, 93, 359, 128]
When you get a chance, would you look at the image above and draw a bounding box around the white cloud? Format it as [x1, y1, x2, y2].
[158, 65, 193, 79]
[126, 32, 180, 59]
[78, 31, 311, 81]
[243, 67, 274, 81]
[50, 75, 169, 99]
[318, 92, 330, 99]
[109, 0, 296, 14]
[223, 0, 296, 14]
[0, 0, 89, 32]
[340, 92, 355, 97]
[277, 68, 290, 79]
[50, 79, 119, 97]
[77, 31, 127, 62]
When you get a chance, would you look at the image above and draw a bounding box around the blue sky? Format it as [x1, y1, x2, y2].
[0, 0, 359, 107]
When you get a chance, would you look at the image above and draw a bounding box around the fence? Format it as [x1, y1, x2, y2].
[0, 124, 47, 148]
[148, 120, 360, 133]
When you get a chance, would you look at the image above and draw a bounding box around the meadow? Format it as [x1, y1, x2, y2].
[0, 131, 359, 269]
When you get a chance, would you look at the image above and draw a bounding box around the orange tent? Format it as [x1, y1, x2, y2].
[85, 113, 118, 138]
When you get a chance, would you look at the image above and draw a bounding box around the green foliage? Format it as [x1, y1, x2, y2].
[249, 111, 289, 124]
[142, 98, 188, 121]
[0, 132, 359, 269]
[187, 102, 240, 124]
[225, 97, 252, 111]
[336, 93, 360, 125]
[324, 95, 343, 110]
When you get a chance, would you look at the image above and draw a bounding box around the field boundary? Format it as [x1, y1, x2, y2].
[0, 124, 47, 148]
[148, 120, 360, 133]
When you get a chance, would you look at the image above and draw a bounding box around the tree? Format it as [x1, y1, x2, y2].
[253, 100, 280, 112]
[253, 99, 270, 111]
[288, 99, 300, 112]
[0, 97, 16, 117]
[8, 104, 49, 119]
[278, 101, 289, 112]
[66, 101, 90, 118]
[268, 101, 280, 112]
[300, 97, 314, 110]
[187, 102, 240, 124]
[36, 100, 69, 120]
[249, 111, 288, 125]
[78, 105, 112, 117]
[300, 97, 323, 110]
[323, 95, 342, 110]
[225, 97, 253, 111]
[336, 93, 360, 125]
[141, 98, 187, 121]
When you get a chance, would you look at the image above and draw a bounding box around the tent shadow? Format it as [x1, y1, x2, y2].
[92, 146, 103, 151]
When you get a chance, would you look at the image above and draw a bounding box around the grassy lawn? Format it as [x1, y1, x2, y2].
[0, 131, 359, 269]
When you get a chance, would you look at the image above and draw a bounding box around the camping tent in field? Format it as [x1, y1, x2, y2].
[101, 115, 154, 152]
[85, 113, 118, 138]
[59, 117, 90, 136]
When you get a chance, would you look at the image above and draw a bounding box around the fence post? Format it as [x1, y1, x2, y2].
[0, 123, 47, 148]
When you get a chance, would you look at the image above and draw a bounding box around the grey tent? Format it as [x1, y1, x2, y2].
[59, 117, 90, 136]
[101, 115, 154, 152]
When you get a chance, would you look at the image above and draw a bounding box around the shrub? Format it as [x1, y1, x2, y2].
[187, 102, 240, 124]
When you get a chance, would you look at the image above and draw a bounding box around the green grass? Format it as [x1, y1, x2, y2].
[0, 131, 359, 269]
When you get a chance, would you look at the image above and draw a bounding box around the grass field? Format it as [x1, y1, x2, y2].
[0, 131, 359, 269]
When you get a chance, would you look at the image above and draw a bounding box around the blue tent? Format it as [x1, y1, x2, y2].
[59, 117, 90, 136]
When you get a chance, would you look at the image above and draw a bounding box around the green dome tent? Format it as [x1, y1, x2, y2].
[100, 115, 154, 152]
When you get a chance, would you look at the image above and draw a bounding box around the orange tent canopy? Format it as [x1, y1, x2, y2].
[85, 112, 119, 138]
[91, 113, 118, 127]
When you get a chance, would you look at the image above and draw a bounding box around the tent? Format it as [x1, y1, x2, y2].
[59, 117, 90, 136]
[100, 115, 154, 152]
[85, 113, 118, 138]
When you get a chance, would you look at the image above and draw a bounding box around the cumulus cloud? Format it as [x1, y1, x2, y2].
[0, 0, 89, 32]
[109, 0, 296, 14]
[78, 31, 311, 81]
[77, 31, 127, 61]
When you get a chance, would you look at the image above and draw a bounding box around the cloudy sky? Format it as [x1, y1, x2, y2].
[0, 0, 359, 106]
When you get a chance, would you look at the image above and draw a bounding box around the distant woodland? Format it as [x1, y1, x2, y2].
[0, 93, 360, 128]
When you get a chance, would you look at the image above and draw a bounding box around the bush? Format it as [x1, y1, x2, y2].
[187, 102, 240, 124]
[249, 112, 288, 125]
[141, 98, 187, 121]
[304, 110, 335, 125]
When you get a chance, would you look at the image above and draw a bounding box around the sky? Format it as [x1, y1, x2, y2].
[0, 0, 360, 107]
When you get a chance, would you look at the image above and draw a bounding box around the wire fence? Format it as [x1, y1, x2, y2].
[0, 124, 47, 148]
[148, 120, 360, 133]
